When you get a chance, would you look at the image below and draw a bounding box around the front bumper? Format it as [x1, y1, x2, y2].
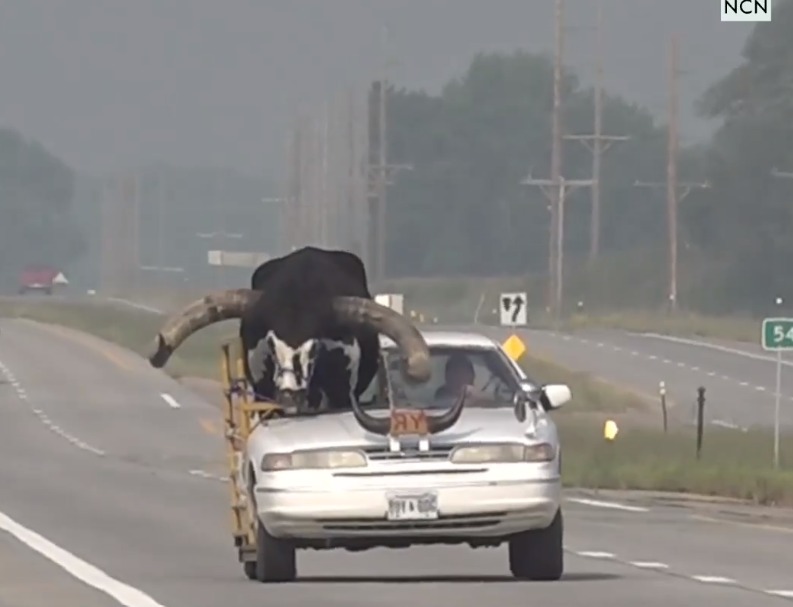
[255, 476, 560, 540]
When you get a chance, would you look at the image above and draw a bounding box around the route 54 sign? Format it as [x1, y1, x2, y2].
[762, 317, 793, 350]
[499, 292, 527, 326]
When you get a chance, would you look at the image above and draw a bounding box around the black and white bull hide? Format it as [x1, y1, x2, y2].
[146, 247, 465, 433]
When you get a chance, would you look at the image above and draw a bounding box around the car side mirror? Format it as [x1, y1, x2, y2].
[540, 383, 572, 410]
[513, 394, 527, 422]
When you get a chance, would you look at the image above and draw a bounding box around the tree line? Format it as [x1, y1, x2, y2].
[383, 0, 793, 315]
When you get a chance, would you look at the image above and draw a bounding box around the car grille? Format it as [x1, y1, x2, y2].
[362, 445, 454, 463]
[319, 512, 508, 532]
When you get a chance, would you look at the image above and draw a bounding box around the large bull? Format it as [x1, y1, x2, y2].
[146, 246, 464, 432]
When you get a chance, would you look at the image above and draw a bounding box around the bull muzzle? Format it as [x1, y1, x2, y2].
[275, 389, 310, 412]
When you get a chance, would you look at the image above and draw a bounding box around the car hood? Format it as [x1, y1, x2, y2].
[247, 406, 558, 454]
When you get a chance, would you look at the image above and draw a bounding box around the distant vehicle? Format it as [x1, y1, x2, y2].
[18, 265, 59, 295]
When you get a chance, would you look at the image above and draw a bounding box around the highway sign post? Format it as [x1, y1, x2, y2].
[761, 317, 793, 468]
[500, 292, 527, 326]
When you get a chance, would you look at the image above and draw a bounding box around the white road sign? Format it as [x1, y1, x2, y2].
[52, 272, 69, 285]
[499, 292, 527, 326]
[374, 293, 404, 315]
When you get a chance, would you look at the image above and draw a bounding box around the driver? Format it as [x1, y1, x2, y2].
[434, 353, 475, 399]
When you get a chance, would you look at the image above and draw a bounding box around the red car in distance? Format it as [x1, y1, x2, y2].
[18, 265, 59, 295]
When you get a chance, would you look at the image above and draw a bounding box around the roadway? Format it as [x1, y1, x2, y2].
[465, 324, 792, 431]
[0, 317, 792, 605]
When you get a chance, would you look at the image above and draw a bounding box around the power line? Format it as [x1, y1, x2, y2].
[563, 0, 629, 263]
[547, 0, 565, 315]
[634, 34, 708, 311]
[521, 174, 594, 317]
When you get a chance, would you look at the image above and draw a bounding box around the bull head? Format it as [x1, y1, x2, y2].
[146, 289, 431, 389]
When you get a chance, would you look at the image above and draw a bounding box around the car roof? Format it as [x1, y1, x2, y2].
[379, 330, 499, 350]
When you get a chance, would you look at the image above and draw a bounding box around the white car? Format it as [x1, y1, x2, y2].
[240, 330, 571, 582]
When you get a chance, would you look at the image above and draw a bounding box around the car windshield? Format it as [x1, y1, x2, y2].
[362, 344, 527, 410]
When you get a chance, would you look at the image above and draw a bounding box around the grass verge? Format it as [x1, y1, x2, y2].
[2, 299, 791, 505]
[0, 299, 235, 380]
[557, 419, 793, 506]
[558, 310, 758, 344]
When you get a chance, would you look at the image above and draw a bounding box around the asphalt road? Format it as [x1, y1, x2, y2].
[1, 317, 793, 606]
[465, 324, 791, 431]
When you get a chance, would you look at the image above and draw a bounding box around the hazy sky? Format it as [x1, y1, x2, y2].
[0, 1, 753, 177]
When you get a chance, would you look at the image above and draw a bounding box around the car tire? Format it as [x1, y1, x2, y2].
[508, 508, 564, 581]
[252, 518, 296, 582]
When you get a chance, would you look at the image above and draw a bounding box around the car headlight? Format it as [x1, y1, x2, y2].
[450, 442, 556, 464]
[261, 449, 367, 471]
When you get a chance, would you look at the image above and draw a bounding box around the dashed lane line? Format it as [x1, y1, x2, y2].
[566, 497, 649, 513]
[570, 549, 792, 600]
[0, 360, 106, 456]
[540, 331, 787, 402]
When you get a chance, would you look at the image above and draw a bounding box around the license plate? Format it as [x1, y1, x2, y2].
[387, 493, 438, 521]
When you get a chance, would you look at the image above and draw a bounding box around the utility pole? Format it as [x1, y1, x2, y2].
[564, 0, 629, 262]
[522, 174, 594, 317]
[345, 86, 358, 253]
[320, 102, 330, 247]
[156, 171, 165, 289]
[366, 82, 412, 285]
[547, 0, 565, 314]
[634, 34, 708, 311]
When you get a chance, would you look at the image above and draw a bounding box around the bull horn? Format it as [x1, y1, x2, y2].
[426, 386, 468, 434]
[148, 288, 261, 368]
[349, 402, 390, 435]
[331, 296, 431, 384]
[350, 387, 469, 436]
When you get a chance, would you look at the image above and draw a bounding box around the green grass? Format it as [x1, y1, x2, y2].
[519, 352, 649, 413]
[557, 419, 793, 506]
[380, 274, 760, 343]
[2, 299, 791, 505]
[0, 299, 234, 380]
[558, 310, 758, 343]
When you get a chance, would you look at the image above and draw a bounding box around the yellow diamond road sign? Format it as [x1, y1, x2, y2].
[502, 334, 526, 361]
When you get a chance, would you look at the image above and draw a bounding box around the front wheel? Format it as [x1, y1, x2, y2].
[251, 518, 296, 582]
[508, 508, 564, 581]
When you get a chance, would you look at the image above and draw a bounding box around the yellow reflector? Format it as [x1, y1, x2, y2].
[502, 334, 527, 361]
[603, 419, 619, 441]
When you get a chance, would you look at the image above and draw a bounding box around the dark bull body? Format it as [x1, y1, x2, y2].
[146, 246, 465, 434]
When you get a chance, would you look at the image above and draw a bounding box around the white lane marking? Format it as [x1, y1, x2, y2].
[630, 351, 638, 356]
[576, 551, 614, 559]
[106, 297, 164, 315]
[677, 362, 685, 367]
[637, 332, 793, 366]
[739, 381, 749, 386]
[707, 371, 716, 377]
[0, 509, 167, 607]
[188, 469, 226, 482]
[692, 575, 736, 584]
[766, 590, 793, 598]
[711, 419, 746, 431]
[648, 355, 657, 360]
[662, 359, 672, 364]
[630, 561, 669, 569]
[691, 366, 699, 371]
[756, 386, 766, 392]
[566, 497, 649, 512]
[160, 393, 181, 409]
[0, 360, 105, 456]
